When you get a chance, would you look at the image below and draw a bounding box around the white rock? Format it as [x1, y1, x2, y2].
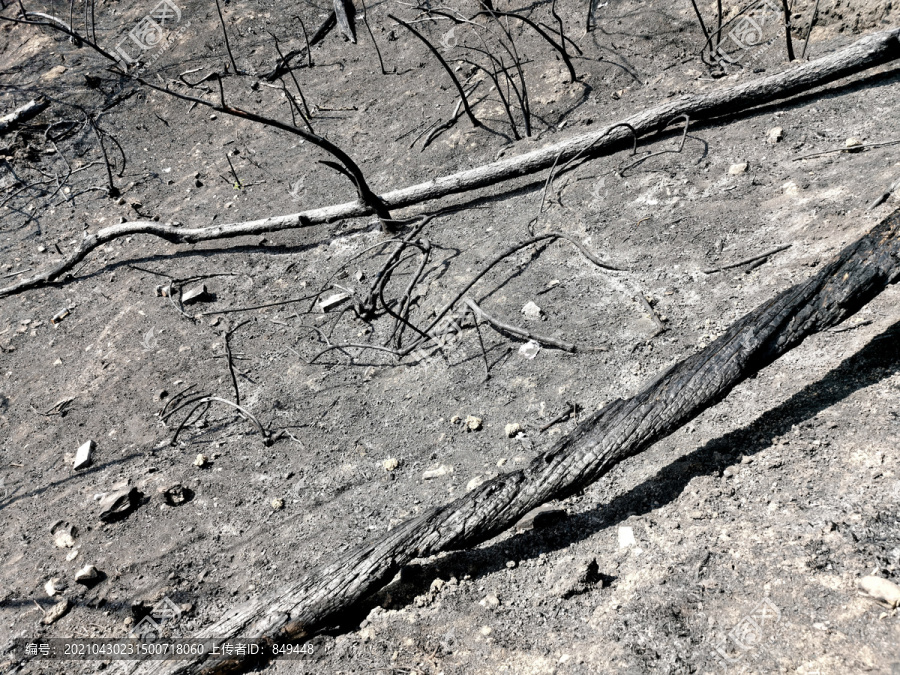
[73, 440, 94, 470]
[479, 594, 500, 608]
[44, 578, 67, 597]
[382, 458, 399, 471]
[859, 575, 900, 608]
[42, 598, 70, 625]
[728, 162, 749, 175]
[766, 126, 783, 144]
[193, 454, 208, 467]
[465, 415, 482, 431]
[423, 464, 453, 480]
[782, 181, 800, 196]
[845, 137, 863, 149]
[504, 422, 522, 437]
[480, 625, 492, 636]
[618, 526, 636, 548]
[519, 340, 541, 359]
[521, 301, 543, 320]
[181, 284, 210, 304]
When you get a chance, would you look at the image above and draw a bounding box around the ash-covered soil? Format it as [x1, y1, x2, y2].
[1, 0, 899, 673]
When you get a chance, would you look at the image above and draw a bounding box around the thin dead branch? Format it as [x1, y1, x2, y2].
[703, 244, 791, 274]
[464, 298, 576, 351]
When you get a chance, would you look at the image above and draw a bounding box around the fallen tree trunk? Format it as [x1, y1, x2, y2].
[113, 208, 900, 675]
[0, 97, 48, 136]
[2, 27, 899, 300]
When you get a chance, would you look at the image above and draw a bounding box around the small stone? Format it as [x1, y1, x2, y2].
[782, 181, 800, 196]
[766, 126, 783, 144]
[181, 284, 210, 304]
[98, 487, 138, 522]
[723, 466, 738, 478]
[44, 578, 67, 597]
[496, 458, 507, 468]
[521, 301, 543, 320]
[506, 560, 517, 569]
[74, 565, 100, 584]
[423, 464, 453, 480]
[271, 498, 284, 510]
[844, 137, 863, 150]
[545, 556, 604, 599]
[430, 579, 445, 593]
[728, 162, 749, 175]
[50, 521, 77, 549]
[209, 114, 218, 120]
[618, 526, 636, 548]
[504, 423, 522, 438]
[382, 458, 399, 472]
[465, 415, 482, 431]
[161, 484, 193, 506]
[519, 340, 541, 359]
[73, 440, 94, 470]
[42, 598, 70, 625]
[450, 415, 461, 424]
[194, 454, 208, 468]
[65, 549, 79, 562]
[479, 594, 500, 608]
[480, 626, 492, 636]
[859, 575, 900, 608]
[319, 292, 351, 312]
[741, 454, 753, 464]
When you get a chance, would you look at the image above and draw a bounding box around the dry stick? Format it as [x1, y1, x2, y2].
[112, 209, 900, 675]
[469, 310, 492, 380]
[793, 138, 900, 160]
[171, 397, 270, 446]
[801, 0, 820, 60]
[464, 298, 576, 351]
[294, 15, 312, 68]
[688, 0, 710, 41]
[389, 14, 481, 128]
[0, 97, 48, 136]
[263, 11, 336, 80]
[703, 244, 791, 274]
[617, 114, 690, 176]
[781, 0, 796, 61]
[223, 320, 251, 405]
[539, 401, 577, 432]
[213, 0, 239, 74]
[716, 0, 723, 49]
[333, 0, 356, 43]
[3, 27, 900, 299]
[225, 153, 242, 188]
[270, 32, 313, 122]
[422, 81, 483, 148]
[868, 177, 900, 211]
[84, 114, 118, 197]
[472, 9, 578, 82]
[360, 0, 388, 74]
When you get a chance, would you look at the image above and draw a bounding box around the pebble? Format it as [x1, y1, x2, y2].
[382, 458, 399, 472]
[44, 578, 67, 597]
[42, 599, 70, 625]
[271, 498, 284, 510]
[845, 137, 863, 150]
[544, 556, 604, 599]
[728, 162, 749, 175]
[521, 300, 543, 320]
[519, 340, 541, 359]
[766, 126, 783, 144]
[194, 454, 208, 468]
[465, 415, 482, 431]
[618, 526, 636, 548]
[480, 626, 492, 636]
[859, 575, 900, 608]
[181, 284, 210, 305]
[73, 440, 94, 470]
[74, 565, 100, 583]
[504, 423, 522, 438]
[450, 415, 461, 424]
[50, 521, 77, 548]
[479, 594, 500, 608]
[430, 579, 445, 593]
[98, 487, 138, 522]
[423, 464, 453, 480]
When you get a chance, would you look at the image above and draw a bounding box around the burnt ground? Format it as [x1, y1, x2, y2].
[1, 0, 900, 673]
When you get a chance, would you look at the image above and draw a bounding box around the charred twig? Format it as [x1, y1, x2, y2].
[225, 152, 242, 189]
[360, 0, 388, 74]
[464, 298, 575, 351]
[703, 244, 791, 274]
[263, 12, 336, 80]
[801, 0, 820, 60]
[868, 177, 900, 211]
[539, 401, 577, 432]
[389, 14, 481, 128]
[170, 396, 271, 446]
[781, 0, 796, 61]
[223, 320, 251, 405]
[793, 138, 900, 161]
[84, 113, 118, 198]
[213, 0, 240, 74]
[617, 114, 690, 176]
[688, 0, 710, 42]
[422, 81, 482, 148]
